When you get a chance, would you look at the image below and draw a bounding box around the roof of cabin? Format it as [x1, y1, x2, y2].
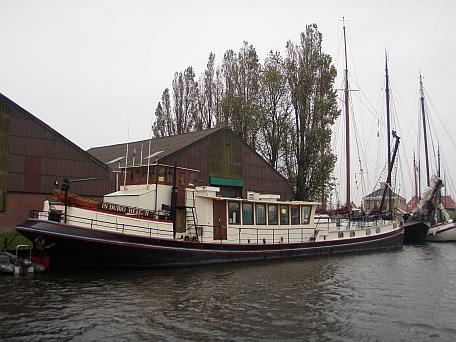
[87, 127, 224, 169]
[364, 187, 405, 200]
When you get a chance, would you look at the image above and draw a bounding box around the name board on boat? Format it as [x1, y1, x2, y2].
[101, 202, 153, 218]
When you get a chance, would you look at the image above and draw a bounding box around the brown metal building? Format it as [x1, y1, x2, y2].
[0, 93, 115, 232]
[88, 127, 293, 201]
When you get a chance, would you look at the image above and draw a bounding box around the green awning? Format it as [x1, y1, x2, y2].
[209, 176, 244, 187]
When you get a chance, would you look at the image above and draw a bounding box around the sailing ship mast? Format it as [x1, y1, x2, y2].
[343, 18, 351, 209]
[384, 53, 393, 214]
[420, 74, 431, 187]
[413, 153, 419, 201]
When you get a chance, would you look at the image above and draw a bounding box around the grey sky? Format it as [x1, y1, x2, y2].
[1, 0, 455, 203]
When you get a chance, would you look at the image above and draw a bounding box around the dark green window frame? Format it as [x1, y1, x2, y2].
[242, 202, 254, 225]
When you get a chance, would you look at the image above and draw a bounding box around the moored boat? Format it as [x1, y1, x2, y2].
[16, 163, 404, 271]
[427, 221, 456, 242]
[403, 220, 430, 244]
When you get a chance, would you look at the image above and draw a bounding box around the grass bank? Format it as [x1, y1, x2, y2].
[0, 231, 32, 251]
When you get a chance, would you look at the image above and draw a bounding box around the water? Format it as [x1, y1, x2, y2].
[1, 244, 456, 341]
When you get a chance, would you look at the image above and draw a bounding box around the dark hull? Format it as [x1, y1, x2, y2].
[16, 219, 404, 271]
[403, 221, 430, 245]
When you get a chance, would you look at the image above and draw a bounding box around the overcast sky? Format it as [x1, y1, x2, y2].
[1, 0, 455, 203]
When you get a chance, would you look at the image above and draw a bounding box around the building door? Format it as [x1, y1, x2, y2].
[213, 200, 227, 240]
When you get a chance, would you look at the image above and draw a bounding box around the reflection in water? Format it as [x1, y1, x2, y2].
[1, 244, 456, 341]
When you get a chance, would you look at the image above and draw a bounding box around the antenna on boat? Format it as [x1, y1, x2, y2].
[123, 115, 131, 188]
[420, 74, 431, 187]
[343, 17, 351, 209]
[146, 123, 153, 188]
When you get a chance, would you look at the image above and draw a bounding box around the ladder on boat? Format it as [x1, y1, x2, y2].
[185, 191, 200, 240]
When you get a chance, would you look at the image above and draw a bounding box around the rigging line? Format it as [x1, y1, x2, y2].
[348, 77, 383, 122]
[424, 88, 456, 149]
[388, 87, 414, 196]
[345, 23, 362, 95]
[390, 86, 414, 161]
[397, 154, 408, 200]
[351, 103, 367, 197]
[442, 159, 456, 196]
[424, 100, 439, 175]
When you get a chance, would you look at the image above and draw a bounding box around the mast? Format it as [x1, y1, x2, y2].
[343, 18, 351, 209]
[418, 160, 421, 199]
[413, 152, 418, 200]
[437, 145, 441, 178]
[420, 74, 431, 187]
[379, 132, 400, 213]
[385, 52, 393, 214]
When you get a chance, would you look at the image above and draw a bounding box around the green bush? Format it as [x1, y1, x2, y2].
[0, 232, 32, 251]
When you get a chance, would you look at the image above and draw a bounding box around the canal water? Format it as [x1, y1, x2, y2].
[1, 243, 455, 341]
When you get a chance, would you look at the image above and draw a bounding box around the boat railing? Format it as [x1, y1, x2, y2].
[29, 210, 174, 239]
[28, 210, 395, 245]
[194, 224, 317, 244]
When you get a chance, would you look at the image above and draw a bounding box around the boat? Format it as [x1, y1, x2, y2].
[15, 22, 403, 271]
[14, 160, 404, 271]
[402, 220, 430, 244]
[402, 153, 430, 244]
[0, 246, 45, 274]
[412, 75, 455, 242]
[427, 221, 456, 242]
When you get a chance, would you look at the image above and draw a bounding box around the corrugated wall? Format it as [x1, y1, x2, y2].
[2, 94, 115, 197]
[0, 96, 8, 211]
[161, 128, 292, 201]
[241, 143, 292, 201]
[160, 138, 209, 187]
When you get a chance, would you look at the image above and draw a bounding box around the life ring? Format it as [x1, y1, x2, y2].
[34, 236, 46, 251]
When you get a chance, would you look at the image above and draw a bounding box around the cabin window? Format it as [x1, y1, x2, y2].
[291, 206, 300, 225]
[158, 167, 166, 182]
[338, 232, 344, 238]
[178, 171, 186, 185]
[0, 191, 5, 212]
[255, 203, 266, 225]
[127, 169, 133, 182]
[189, 172, 198, 186]
[148, 167, 157, 183]
[242, 203, 254, 225]
[280, 205, 289, 225]
[228, 201, 241, 224]
[350, 231, 355, 237]
[301, 206, 311, 224]
[268, 204, 278, 225]
[166, 168, 174, 183]
[366, 229, 371, 236]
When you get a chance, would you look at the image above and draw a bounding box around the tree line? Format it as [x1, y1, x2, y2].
[152, 24, 340, 201]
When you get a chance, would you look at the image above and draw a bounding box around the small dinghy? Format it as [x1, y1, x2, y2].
[0, 246, 45, 275]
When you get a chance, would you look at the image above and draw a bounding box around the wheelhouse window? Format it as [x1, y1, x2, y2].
[0, 190, 5, 213]
[255, 203, 266, 225]
[242, 203, 253, 225]
[166, 168, 174, 183]
[148, 167, 157, 183]
[189, 172, 198, 186]
[127, 169, 133, 182]
[291, 206, 300, 225]
[280, 205, 289, 225]
[178, 171, 186, 186]
[301, 205, 311, 224]
[228, 201, 241, 224]
[158, 167, 166, 182]
[268, 204, 278, 225]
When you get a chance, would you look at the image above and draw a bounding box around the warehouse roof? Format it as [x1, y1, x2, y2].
[87, 127, 224, 170]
